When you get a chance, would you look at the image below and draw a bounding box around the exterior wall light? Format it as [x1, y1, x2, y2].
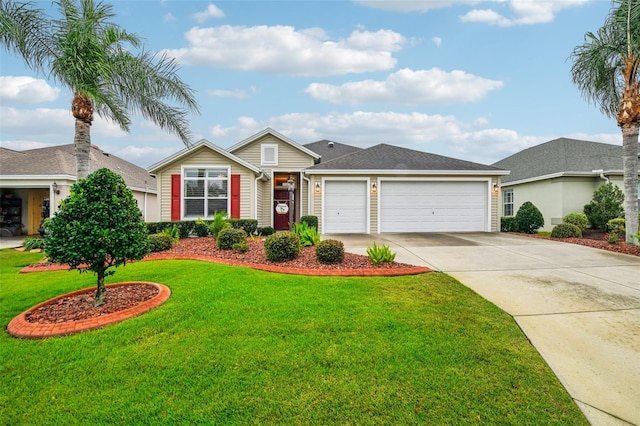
[314, 182, 321, 194]
[371, 182, 377, 194]
[492, 183, 499, 194]
[52, 182, 60, 194]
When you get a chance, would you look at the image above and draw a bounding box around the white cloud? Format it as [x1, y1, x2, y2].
[192, 3, 225, 23]
[163, 13, 176, 22]
[432, 36, 442, 47]
[162, 25, 405, 76]
[461, 0, 589, 27]
[354, 0, 482, 13]
[0, 76, 60, 104]
[304, 68, 503, 105]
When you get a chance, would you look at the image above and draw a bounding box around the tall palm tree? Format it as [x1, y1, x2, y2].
[0, 0, 200, 179]
[570, 0, 640, 244]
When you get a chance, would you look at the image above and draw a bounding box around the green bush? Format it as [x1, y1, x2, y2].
[209, 212, 231, 238]
[216, 228, 247, 250]
[583, 182, 624, 229]
[606, 218, 626, 235]
[562, 212, 589, 232]
[230, 219, 258, 236]
[257, 226, 275, 236]
[146, 221, 194, 238]
[232, 240, 250, 253]
[501, 216, 517, 232]
[194, 218, 211, 237]
[515, 201, 544, 234]
[316, 239, 344, 264]
[550, 223, 582, 238]
[366, 242, 396, 264]
[159, 225, 180, 242]
[292, 222, 321, 247]
[22, 237, 45, 250]
[148, 233, 173, 252]
[300, 215, 318, 230]
[264, 232, 300, 262]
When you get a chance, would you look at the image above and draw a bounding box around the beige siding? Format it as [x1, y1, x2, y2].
[232, 134, 316, 169]
[154, 146, 256, 222]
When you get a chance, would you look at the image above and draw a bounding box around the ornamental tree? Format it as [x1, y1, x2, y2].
[44, 168, 150, 306]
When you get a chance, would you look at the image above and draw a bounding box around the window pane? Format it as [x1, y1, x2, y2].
[184, 180, 205, 197]
[185, 168, 206, 178]
[207, 169, 228, 178]
[185, 199, 204, 216]
[208, 180, 228, 197]
[208, 199, 227, 215]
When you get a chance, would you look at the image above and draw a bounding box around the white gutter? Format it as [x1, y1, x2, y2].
[303, 169, 510, 176]
[254, 171, 265, 221]
[302, 172, 311, 216]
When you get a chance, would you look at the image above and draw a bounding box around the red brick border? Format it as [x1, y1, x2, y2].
[7, 282, 171, 339]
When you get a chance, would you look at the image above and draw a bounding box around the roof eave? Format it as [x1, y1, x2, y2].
[304, 169, 510, 176]
[228, 127, 321, 160]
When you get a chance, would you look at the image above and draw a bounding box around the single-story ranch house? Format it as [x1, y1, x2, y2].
[0, 144, 157, 237]
[147, 128, 508, 234]
[492, 137, 640, 232]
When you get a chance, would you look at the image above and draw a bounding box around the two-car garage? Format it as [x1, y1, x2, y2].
[322, 179, 490, 234]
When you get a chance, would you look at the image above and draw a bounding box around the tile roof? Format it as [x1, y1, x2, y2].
[307, 143, 505, 173]
[0, 144, 156, 190]
[303, 140, 363, 163]
[492, 138, 624, 183]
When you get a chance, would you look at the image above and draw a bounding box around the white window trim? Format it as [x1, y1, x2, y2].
[503, 188, 514, 217]
[261, 144, 278, 166]
[181, 165, 231, 220]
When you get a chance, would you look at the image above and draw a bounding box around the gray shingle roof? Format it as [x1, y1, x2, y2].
[307, 143, 505, 172]
[303, 140, 363, 163]
[0, 144, 156, 190]
[492, 138, 624, 184]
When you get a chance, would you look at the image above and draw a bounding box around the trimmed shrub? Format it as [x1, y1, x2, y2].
[316, 239, 344, 264]
[264, 232, 300, 262]
[230, 219, 258, 236]
[563, 212, 589, 232]
[551, 223, 582, 238]
[232, 240, 250, 253]
[216, 228, 247, 250]
[257, 226, 275, 236]
[159, 225, 180, 243]
[23, 237, 45, 250]
[583, 182, 624, 229]
[501, 216, 517, 232]
[148, 233, 173, 252]
[606, 218, 626, 235]
[300, 215, 318, 230]
[194, 218, 211, 237]
[515, 201, 544, 234]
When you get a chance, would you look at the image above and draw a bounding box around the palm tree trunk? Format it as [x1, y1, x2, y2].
[621, 125, 639, 244]
[74, 118, 91, 179]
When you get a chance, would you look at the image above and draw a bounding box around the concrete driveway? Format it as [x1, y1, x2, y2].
[330, 232, 640, 426]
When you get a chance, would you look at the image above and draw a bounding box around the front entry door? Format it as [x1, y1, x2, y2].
[27, 189, 49, 236]
[274, 189, 293, 230]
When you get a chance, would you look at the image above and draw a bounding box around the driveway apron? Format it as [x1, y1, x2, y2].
[331, 232, 640, 426]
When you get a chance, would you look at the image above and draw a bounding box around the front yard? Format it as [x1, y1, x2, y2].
[0, 250, 587, 424]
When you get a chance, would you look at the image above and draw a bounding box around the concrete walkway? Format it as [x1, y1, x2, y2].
[330, 232, 640, 426]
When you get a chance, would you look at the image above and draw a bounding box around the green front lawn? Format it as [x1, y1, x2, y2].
[0, 250, 586, 425]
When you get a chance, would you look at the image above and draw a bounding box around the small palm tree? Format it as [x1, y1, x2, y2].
[570, 0, 639, 244]
[0, 0, 200, 179]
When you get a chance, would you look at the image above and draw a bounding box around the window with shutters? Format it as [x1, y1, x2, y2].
[183, 167, 229, 218]
[261, 144, 278, 166]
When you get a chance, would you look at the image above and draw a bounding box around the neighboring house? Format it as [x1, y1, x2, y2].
[492, 138, 640, 231]
[148, 128, 507, 234]
[0, 144, 158, 237]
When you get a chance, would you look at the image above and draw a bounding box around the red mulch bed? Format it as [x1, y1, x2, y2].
[523, 228, 640, 257]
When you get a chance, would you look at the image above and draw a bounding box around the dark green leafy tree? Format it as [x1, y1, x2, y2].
[0, 0, 199, 179]
[514, 201, 544, 234]
[570, 0, 639, 244]
[44, 168, 150, 306]
[583, 182, 625, 229]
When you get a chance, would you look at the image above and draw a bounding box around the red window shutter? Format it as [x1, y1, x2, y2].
[171, 174, 181, 221]
[231, 174, 241, 219]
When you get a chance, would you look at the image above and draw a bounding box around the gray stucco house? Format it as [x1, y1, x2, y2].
[492, 137, 640, 231]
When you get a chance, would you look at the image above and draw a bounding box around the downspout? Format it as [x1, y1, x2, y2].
[254, 171, 265, 222]
[302, 172, 311, 217]
[592, 169, 609, 182]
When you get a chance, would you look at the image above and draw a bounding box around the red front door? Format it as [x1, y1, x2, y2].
[274, 189, 293, 230]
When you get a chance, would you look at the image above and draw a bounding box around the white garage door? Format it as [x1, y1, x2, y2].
[380, 181, 487, 232]
[324, 181, 367, 233]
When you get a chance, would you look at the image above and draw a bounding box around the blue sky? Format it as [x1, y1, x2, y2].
[0, 0, 622, 168]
